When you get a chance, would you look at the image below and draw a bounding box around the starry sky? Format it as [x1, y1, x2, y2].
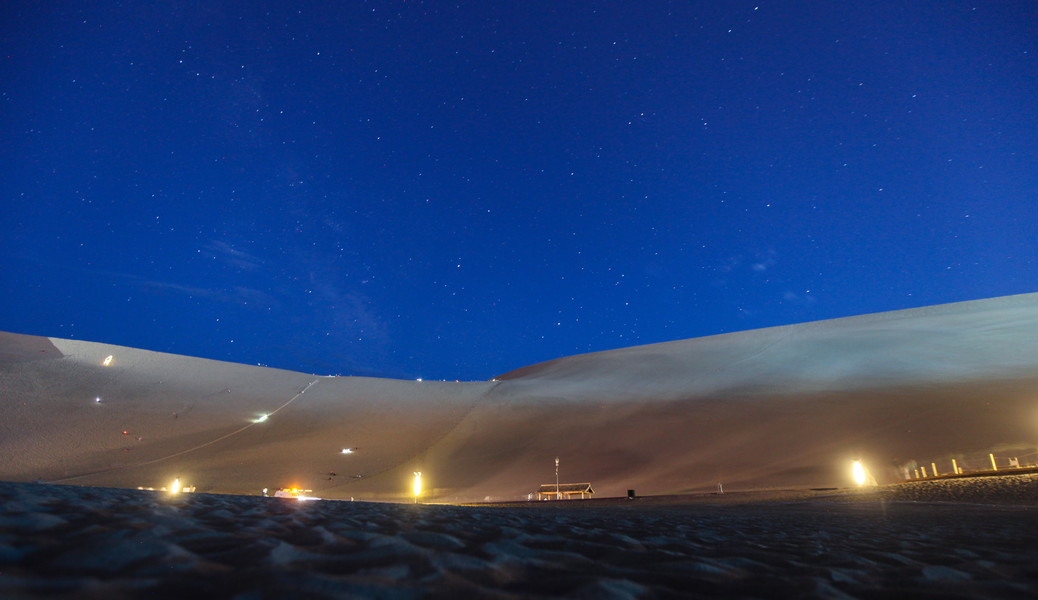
[2, 2, 1036, 380]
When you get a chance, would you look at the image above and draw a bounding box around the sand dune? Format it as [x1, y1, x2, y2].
[2, 293, 1038, 502]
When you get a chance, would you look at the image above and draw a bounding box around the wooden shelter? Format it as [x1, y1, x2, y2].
[536, 482, 594, 500]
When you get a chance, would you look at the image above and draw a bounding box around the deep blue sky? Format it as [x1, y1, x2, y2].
[2, 2, 1036, 380]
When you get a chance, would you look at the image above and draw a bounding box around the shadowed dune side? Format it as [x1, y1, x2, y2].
[2, 293, 1038, 502]
[0, 333, 63, 363]
[0, 332, 494, 500]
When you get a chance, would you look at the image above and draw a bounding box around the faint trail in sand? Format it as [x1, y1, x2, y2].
[48, 379, 322, 483]
[316, 380, 502, 492]
[135, 378, 322, 465]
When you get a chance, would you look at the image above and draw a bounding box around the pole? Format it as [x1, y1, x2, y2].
[555, 456, 560, 500]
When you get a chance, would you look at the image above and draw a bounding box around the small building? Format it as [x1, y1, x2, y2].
[536, 483, 595, 500]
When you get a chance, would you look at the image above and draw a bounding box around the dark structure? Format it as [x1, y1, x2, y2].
[536, 483, 594, 500]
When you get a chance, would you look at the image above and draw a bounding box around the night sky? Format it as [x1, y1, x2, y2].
[2, 2, 1036, 380]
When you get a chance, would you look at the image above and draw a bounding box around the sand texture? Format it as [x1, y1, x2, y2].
[2, 293, 1038, 502]
[2, 478, 1038, 599]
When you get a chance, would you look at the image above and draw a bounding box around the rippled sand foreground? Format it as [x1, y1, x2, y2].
[3, 475, 1037, 598]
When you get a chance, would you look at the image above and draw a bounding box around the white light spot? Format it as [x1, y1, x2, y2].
[852, 461, 866, 486]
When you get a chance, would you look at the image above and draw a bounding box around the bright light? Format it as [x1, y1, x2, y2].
[171, 478, 181, 494]
[254, 414, 269, 423]
[413, 471, 422, 503]
[102, 355, 113, 367]
[341, 448, 353, 454]
[852, 461, 866, 486]
[273, 487, 319, 501]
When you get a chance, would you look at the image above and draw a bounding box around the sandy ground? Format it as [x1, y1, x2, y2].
[2, 293, 1038, 503]
[2, 475, 1037, 599]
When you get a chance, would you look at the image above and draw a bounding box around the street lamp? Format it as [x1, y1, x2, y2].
[852, 461, 866, 486]
[555, 457, 560, 500]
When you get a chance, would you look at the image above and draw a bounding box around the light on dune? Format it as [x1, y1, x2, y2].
[254, 413, 269, 423]
[102, 355, 113, 366]
[413, 471, 422, 504]
[852, 461, 867, 486]
[341, 448, 353, 454]
[171, 478, 181, 494]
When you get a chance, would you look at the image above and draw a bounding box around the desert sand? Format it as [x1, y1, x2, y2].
[2, 293, 1038, 502]
[1, 476, 1037, 598]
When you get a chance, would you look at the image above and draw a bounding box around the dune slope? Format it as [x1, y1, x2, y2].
[2, 293, 1037, 502]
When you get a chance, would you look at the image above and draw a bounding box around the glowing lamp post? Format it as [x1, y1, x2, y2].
[555, 456, 560, 500]
[852, 461, 866, 487]
[413, 472, 422, 504]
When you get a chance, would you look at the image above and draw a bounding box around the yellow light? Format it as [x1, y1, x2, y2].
[413, 472, 422, 503]
[852, 461, 866, 486]
[171, 478, 180, 494]
[102, 355, 113, 366]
